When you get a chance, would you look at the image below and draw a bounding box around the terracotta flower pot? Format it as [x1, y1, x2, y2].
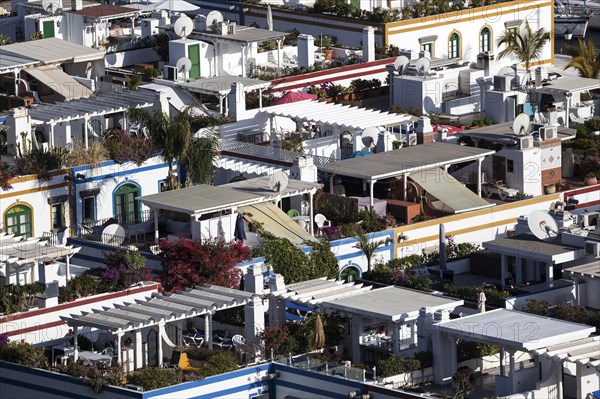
[584, 177, 598, 186]
[544, 184, 556, 194]
[323, 49, 333, 60]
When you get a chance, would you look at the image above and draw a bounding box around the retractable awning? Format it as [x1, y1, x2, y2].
[24, 65, 93, 101]
[409, 168, 494, 214]
[239, 202, 314, 245]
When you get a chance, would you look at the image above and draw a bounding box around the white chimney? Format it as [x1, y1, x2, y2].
[227, 82, 246, 121]
[71, 0, 82, 11]
[297, 34, 315, 68]
[362, 26, 375, 62]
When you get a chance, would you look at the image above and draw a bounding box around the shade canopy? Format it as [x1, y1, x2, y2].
[24, 65, 93, 101]
[272, 91, 317, 105]
[178, 76, 270, 96]
[238, 202, 313, 245]
[0, 38, 104, 65]
[153, 0, 199, 11]
[482, 233, 584, 264]
[409, 168, 494, 213]
[261, 100, 411, 130]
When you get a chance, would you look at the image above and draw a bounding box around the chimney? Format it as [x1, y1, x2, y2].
[6, 107, 31, 156]
[415, 116, 434, 144]
[227, 82, 246, 121]
[477, 51, 495, 75]
[290, 156, 317, 182]
[535, 66, 548, 87]
[71, 0, 82, 11]
[362, 26, 375, 62]
[297, 34, 315, 69]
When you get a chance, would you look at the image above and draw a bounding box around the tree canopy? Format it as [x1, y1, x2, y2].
[496, 21, 550, 77]
[564, 38, 600, 79]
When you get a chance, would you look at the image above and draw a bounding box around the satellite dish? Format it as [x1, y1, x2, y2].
[176, 57, 192, 75]
[269, 171, 289, 193]
[206, 10, 224, 30]
[394, 55, 410, 75]
[415, 57, 431, 77]
[42, 0, 61, 14]
[101, 224, 126, 246]
[527, 210, 559, 241]
[511, 113, 531, 136]
[498, 66, 514, 76]
[361, 126, 381, 148]
[173, 15, 193, 39]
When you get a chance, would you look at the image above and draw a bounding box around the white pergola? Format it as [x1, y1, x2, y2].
[60, 285, 259, 367]
[0, 233, 81, 284]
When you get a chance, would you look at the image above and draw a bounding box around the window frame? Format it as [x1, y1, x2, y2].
[448, 32, 461, 59]
[83, 196, 96, 223]
[51, 202, 64, 230]
[480, 26, 492, 53]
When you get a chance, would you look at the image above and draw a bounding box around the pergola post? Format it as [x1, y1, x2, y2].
[369, 179, 377, 208]
[134, 329, 143, 369]
[277, 40, 282, 71]
[49, 123, 55, 148]
[205, 312, 213, 350]
[219, 95, 224, 115]
[477, 158, 483, 197]
[515, 256, 522, 284]
[73, 327, 79, 362]
[83, 115, 89, 150]
[393, 322, 401, 356]
[153, 209, 160, 244]
[241, 45, 247, 76]
[116, 331, 123, 364]
[508, 349, 516, 393]
[546, 262, 554, 282]
[500, 254, 508, 289]
[500, 347, 505, 376]
[244, 296, 265, 343]
[65, 255, 71, 281]
[157, 322, 164, 367]
[329, 173, 336, 193]
[13, 70, 18, 96]
[258, 88, 263, 109]
[403, 173, 409, 201]
[309, 191, 314, 236]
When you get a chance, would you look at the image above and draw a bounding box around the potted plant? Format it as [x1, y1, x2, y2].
[584, 172, 598, 186]
[544, 183, 556, 194]
[316, 35, 333, 60]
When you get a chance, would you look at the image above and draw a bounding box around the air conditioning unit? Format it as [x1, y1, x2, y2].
[163, 65, 178, 81]
[494, 75, 512, 91]
[518, 136, 533, 150]
[539, 126, 557, 141]
[584, 241, 600, 257]
[228, 22, 237, 35]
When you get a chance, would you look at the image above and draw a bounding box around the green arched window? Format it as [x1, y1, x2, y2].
[5, 204, 33, 238]
[340, 266, 359, 283]
[480, 27, 492, 53]
[114, 183, 140, 225]
[449, 33, 460, 59]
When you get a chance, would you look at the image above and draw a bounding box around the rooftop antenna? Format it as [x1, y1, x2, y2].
[173, 15, 193, 39]
[41, 0, 61, 15]
[175, 57, 192, 80]
[101, 224, 126, 246]
[360, 126, 381, 149]
[527, 210, 559, 241]
[415, 57, 431, 78]
[394, 55, 410, 76]
[269, 171, 289, 193]
[511, 113, 531, 136]
[205, 10, 224, 31]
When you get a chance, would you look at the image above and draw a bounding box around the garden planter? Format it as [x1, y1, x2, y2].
[584, 177, 598, 186]
[323, 49, 333, 60]
[544, 184, 556, 194]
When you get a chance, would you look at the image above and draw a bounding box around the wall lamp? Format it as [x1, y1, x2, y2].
[397, 233, 408, 243]
[64, 175, 74, 181]
[266, 372, 280, 380]
[76, 173, 86, 180]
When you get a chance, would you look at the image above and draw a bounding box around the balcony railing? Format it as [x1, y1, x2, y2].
[274, 353, 376, 384]
[80, 209, 154, 230]
[221, 140, 336, 166]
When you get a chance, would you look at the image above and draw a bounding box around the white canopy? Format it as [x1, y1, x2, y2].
[261, 100, 411, 130]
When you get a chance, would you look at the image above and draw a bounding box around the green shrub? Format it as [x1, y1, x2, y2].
[522, 299, 551, 316]
[0, 341, 49, 369]
[370, 263, 394, 283]
[413, 351, 433, 369]
[377, 355, 421, 377]
[201, 350, 239, 377]
[584, 118, 600, 131]
[127, 367, 179, 390]
[387, 254, 423, 270]
[358, 210, 385, 233]
[457, 342, 499, 362]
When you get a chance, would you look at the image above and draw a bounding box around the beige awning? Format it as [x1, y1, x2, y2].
[24, 65, 93, 101]
[410, 168, 494, 214]
[239, 202, 314, 246]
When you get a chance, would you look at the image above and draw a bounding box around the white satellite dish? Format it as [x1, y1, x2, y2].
[42, 0, 61, 14]
[361, 126, 381, 148]
[394, 55, 410, 75]
[498, 66, 514, 76]
[511, 113, 531, 136]
[173, 15, 193, 39]
[269, 171, 289, 193]
[415, 57, 431, 77]
[206, 10, 223, 31]
[176, 57, 192, 75]
[102, 224, 126, 246]
[527, 210, 559, 241]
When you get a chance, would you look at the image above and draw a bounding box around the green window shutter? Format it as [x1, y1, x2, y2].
[43, 20, 55, 38]
[188, 44, 200, 80]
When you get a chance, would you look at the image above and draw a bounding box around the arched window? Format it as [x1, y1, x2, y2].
[340, 266, 360, 283]
[113, 183, 140, 225]
[5, 204, 33, 238]
[480, 27, 492, 53]
[449, 32, 460, 59]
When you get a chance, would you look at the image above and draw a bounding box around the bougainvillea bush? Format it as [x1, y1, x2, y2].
[101, 250, 150, 292]
[159, 237, 252, 292]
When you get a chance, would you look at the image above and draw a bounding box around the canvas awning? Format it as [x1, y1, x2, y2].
[239, 202, 314, 245]
[409, 168, 494, 213]
[24, 65, 93, 100]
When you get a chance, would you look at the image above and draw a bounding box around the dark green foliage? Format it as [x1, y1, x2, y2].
[350, 78, 381, 93]
[308, 241, 340, 281]
[442, 284, 510, 307]
[457, 342, 499, 362]
[103, 128, 156, 165]
[471, 118, 494, 127]
[199, 350, 239, 377]
[413, 351, 433, 370]
[127, 367, 179, 391]
[522, 299, 597, 326]
[0, 341, 49, 369]
[15, 147, 64, 180]
[0, 282, 45, 314]
[212, 307, 244, 327]
[357, 210, 385, 233]
[186, 130, 220, 185]
[377, 355, 421, 377]
[59, 275, 99, 303]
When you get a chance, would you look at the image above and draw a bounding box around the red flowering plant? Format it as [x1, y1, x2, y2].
[260, 323, 291, 357]
[159, 237, 252, 292]
[101, 250, 150, 292]
[0, 161, 16, 191]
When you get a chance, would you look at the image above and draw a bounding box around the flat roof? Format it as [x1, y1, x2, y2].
[482, 233, 585, 263]
[537, 77, 600, 93]
[436, 308, 595, 350]
[66, 4, 138, 18]
[0, 38, 105, 65]
[192, 26, 287, 43]
[137, 184, 263, 216]
[463, 122, 577, 142]
[220, 176, 321, 201]
[321, 286, 463, 322]
[261, 100, 411, 130]
[178, 75, 270, 96]
[272, 278, 374, 306]
[565, 261, 600, 279]
[318, 142, 494, 181]
[0, 52, 38, 74]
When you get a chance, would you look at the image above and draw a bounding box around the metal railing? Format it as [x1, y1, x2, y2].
[274, 353, 377, 384]
[221, 140, 337, 166]
[80, 209, 154, 229]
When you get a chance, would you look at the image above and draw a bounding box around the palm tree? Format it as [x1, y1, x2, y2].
[127, 108, 191, 190]
[496, 21, 550, 81]
[353, 229, 387, 274]
[564, 38, 600, 79]
[185, 126, 220, 185]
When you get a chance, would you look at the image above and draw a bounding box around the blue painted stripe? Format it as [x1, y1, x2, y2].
[72, 155, 171, 173]
[272, 364, 364, 389]
[274, 379, 357, 399]
[335, 244, 393, 261]
[143, 364, 271, 397]
[329, 229, 394, 247]
[74, 161, 170, 185]
[0, 377, 94, 399]
[188, 381, 268, 399]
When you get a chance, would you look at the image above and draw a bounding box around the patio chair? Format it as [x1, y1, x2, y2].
[287, 209, 300, 218]
[314, 214, 331, 234]
[162, 350, 181, 369]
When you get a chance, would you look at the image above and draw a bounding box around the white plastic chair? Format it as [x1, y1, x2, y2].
[314, 214, 331, 234]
